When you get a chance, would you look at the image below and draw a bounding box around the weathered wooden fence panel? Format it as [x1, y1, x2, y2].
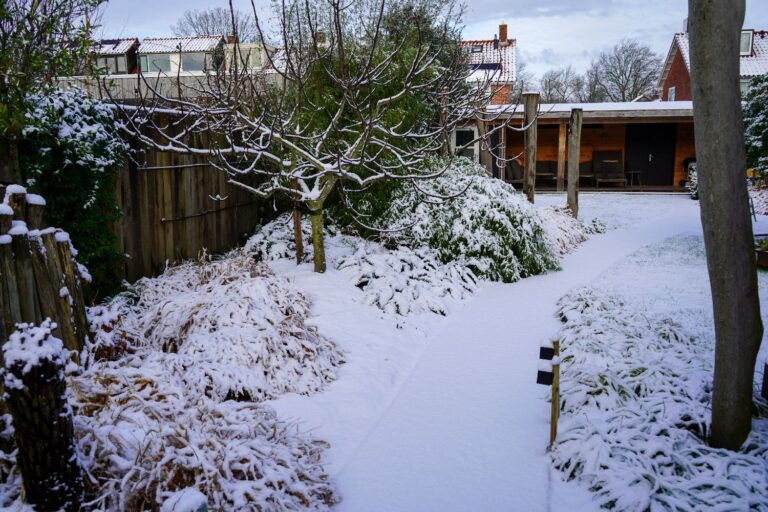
[115, 139, 274, 282]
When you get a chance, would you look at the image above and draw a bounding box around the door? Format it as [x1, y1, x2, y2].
[625, 124, 678, 186]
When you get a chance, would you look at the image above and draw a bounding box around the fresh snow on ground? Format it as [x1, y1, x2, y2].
[264, 192, 720, 511]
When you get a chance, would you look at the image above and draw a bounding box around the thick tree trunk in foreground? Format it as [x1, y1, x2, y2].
[309, 209, 327, 273]
[4, 324, 83, 511]
[566, 108, 583, 218]
[689, 0, 763, 450]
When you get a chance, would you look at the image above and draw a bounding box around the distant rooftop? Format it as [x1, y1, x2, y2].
[138, 36, 224, 54]
[460, 39, 517, 84]
[92, 38, 138, 56]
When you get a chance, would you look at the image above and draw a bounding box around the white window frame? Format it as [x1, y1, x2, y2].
[451, 126, 480, 164]
[668, 86, 676, 102]
[740, 30, 754, 56]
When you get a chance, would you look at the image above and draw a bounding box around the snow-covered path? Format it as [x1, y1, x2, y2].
[333, 196, 703, 512]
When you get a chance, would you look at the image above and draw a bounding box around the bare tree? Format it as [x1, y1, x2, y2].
[171, 7, 258, 42]
[572, 65, 606, 103]
[538, 65, 579, 103]
[0, 0, 100, 182]
[117, 0, 518, 273]
[688, 0, 763, 450]
[588, 39, 661, 102]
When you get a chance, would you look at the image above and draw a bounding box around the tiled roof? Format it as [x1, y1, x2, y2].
[665, 31, 768, 80]
[459, 39, 516, 84]
[139, 36, 224, 54]
[93, 38, 138, 56]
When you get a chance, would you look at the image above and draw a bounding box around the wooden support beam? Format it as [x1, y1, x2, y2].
[557, 122, 567, 191]
[523, 92, 539, 203]
[567, 109, 583, 218]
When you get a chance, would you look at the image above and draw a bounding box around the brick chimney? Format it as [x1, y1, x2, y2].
[499, 23, 508, 47]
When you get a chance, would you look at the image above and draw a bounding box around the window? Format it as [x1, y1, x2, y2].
[668, 86, 676, 102]
[95, 56, 126, 75]
[740, 80, 750, 96]
[140, 54, 172, 73]
[471, 45, 484, 53]
[181, 52, 207, 72]
[740, 30, 753, 56]
[116, 56, 126, 74]
[453, 128, 479, 163]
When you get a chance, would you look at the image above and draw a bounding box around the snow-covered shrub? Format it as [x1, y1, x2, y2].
[380, 158, 560, 283]
[71, 351, 338, 511]
[336, 244, 477, 316]
[21, 88, 127, 297]
[552, 287, 768, 511]
[751, 186, 768, 216]
[744, 74, 768, 181]
[536, 206, 588, 256]
[114, 251, 344, 402]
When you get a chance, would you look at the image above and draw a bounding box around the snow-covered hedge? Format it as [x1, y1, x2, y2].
[380, 158, 560, 282]
[336, 244, 477, 316]
[248, 215, 478, 317]
[552, 287, 768, 511]
[115, 251, 344, 402]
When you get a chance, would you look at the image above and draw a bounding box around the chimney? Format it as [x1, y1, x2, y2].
[226, 34, 237, 44]
[499, 22, 508, 46]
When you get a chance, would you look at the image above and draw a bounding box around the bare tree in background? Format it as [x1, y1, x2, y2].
[538, 65, 580, 103]
[587, 39, 661, 102]
[171, 7, 258, 42]
[689, 0, 763, 450]
[118, 0, 518, 273]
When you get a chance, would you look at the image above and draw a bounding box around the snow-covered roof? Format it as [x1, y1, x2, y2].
[488, 101, 694, 120]
[660, 30, 768, 85]
[460, 39, 516, 84]
[92, 38, 138, 56]
[139, 36, 224, 54]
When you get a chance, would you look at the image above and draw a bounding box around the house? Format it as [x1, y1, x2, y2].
[658, 28, 768, 101]
[460, 23, 517, 105]
[138, 36, 225, 74]
[92, 38, 139, 75]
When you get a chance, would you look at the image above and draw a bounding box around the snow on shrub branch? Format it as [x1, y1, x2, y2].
[248, 215, 478, 317]
[552, 287, 768, 511]
[114, 251, 344, 402]
[373, 158, 580, 282]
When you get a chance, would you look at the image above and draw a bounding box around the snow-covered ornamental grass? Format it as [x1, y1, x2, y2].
[552, 288, 768, 511]
[0, 252, 343, 511]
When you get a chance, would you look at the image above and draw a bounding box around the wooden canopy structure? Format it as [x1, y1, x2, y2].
[486, 101, 696, 190]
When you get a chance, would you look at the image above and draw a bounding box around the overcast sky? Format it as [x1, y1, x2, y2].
[100, 0, 768, 77]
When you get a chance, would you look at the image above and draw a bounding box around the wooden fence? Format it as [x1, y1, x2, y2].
[116, 141, 277, 283]
[0, 186, 88, 354]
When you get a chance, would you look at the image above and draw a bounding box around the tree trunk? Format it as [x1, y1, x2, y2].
[309, 209, 326, 273]
[567, 109, 583, 218]
[4, 324, 83, 511]
[688, 0, 763, 450]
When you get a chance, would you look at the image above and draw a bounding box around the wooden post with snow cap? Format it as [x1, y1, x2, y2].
[25, 194, 46, 230]
[523, 92, 539, 203]
[41, 232, 79, 355]
[4, 184, 27, 224]
[3, 320, 83, 511]
[10, 223, 40, 324]
[55, 231, 88, 352]
[567, 109, 583, 218]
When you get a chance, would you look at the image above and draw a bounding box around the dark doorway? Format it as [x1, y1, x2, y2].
[625, 124, 677, 186]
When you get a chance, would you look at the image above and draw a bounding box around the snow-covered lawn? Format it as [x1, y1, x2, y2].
[263, 192, 765, 511]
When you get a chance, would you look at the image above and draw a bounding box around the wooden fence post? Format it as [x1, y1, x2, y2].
[55, 233, 88, 352]
[523, 92, 540, 203]
[567, 109, 583, 218]
[3, 321, 83, 511]
[10, 227, 39, 324]
[549, 339, 561, 448]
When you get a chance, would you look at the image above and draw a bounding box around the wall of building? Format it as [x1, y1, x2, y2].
[504, 123, 626, 165]
[663, 49, 692, 101]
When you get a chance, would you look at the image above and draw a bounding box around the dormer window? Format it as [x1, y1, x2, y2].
[740, 30, 753, 56]
[471, 45, 484, 53]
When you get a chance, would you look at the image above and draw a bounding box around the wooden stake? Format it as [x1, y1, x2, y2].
[549, 339, 561, 448]
[6, 190, 26, 222]
[523, 92, 539, 203]
[12, 232, 39, 324]
[567, 109, 583, 218]
[0, 237, 21, 331]
[0, 208, 11, 235]
[26, 202, 45, 230]
[55, 234, 88, 352]
[41, 233, 79, 356]
[29, 236, 60, 332]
